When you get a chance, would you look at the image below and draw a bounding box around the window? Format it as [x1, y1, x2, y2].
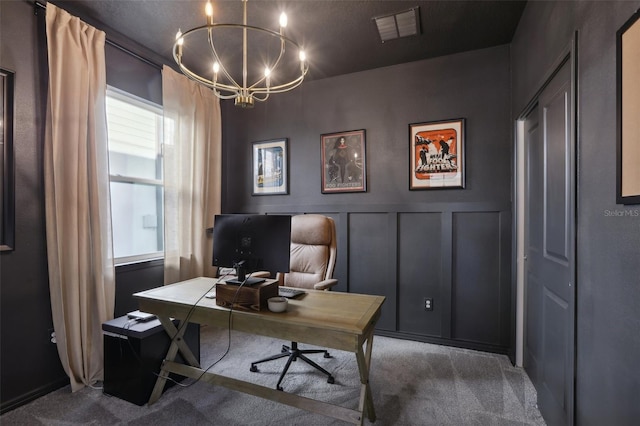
[106, 87, 163, 264]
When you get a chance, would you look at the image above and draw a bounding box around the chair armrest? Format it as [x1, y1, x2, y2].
[314, 279, 338, 291]
[251, 271, 271, 278]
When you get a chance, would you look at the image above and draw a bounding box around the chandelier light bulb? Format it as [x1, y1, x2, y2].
[205, 2, 213, 25]
[213, 62, 220, 74]
[264, 67, 271, 88]
[299, 51, 306, 62]
[279, 12, 288, 28]
[175, 29, 184, 57]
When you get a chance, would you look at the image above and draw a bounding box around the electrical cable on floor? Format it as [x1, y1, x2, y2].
[118, 272, 233, 387]
[117, 270, 258, 389]
[169, 271, 254, 387]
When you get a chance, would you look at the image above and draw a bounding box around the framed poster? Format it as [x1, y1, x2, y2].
[1, 67, 15, 251]
[617, 10, 640, 204]
[409, 118, 465, 190]
[321, 129, 366, 193]
[252, 138, 288, 195]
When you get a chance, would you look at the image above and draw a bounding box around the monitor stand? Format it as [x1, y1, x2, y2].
[224, 264, 265, 286]
[225, 277, 265, 286]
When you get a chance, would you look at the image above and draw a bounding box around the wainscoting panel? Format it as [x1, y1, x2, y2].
[397, 212, 443, 337]
[452, 211, 505, 346]
[225, 204, 511, 353]
[348, 212, 397, 331]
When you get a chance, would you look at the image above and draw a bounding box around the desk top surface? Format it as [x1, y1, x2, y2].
[134, 277, 385, 349]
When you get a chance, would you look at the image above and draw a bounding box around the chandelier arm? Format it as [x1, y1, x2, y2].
[186, 23, 300, 93]
[211, 91, 239, 100]
[173, 32, 239, 94]
[251, 66, 308, 94]
[178, 62, 244, 99]
[174, 55, 216, 87]
[252, 80, 301, 95]
[248, 37, 286, 91]
[252, 93, 270, 102]
[207, 28, 241, 90]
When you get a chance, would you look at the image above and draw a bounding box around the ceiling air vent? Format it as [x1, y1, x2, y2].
[373, 7, 420, 43]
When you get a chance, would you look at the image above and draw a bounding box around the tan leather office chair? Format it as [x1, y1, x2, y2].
[250, 214, 338, 391]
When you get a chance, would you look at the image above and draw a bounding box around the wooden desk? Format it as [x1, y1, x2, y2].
[134, 277, 385, 425]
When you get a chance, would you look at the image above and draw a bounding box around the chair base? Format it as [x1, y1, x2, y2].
[250, 341, 335, 391]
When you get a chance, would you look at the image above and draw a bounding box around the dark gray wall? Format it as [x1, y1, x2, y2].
[7, 1, 637, 421]
[113, 260, 165, 318]
[512, 1, 640, 424]
[0, 1, 68, 413]
[0, 1, 166, 412]
[222, 45, 513, 353]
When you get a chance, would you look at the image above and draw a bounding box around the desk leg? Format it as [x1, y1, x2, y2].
[148, 316, 200, 404]
[157, 317, 201, 368]
[355, 332, 377, 424]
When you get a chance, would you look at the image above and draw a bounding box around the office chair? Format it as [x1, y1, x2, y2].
[249, 214, 338, 391]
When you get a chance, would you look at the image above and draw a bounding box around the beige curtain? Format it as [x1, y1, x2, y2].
[44, 4, 115, 391]
[162, 66, 222, 284]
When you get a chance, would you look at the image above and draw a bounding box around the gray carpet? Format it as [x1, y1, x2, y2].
[1, 326, 546, 425]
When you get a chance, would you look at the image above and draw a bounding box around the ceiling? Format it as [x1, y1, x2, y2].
[51, 0, 527, 81]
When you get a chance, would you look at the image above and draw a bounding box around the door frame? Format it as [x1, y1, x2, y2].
[513, 34, 578, 424]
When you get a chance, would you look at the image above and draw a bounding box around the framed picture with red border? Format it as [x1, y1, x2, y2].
[409, 118, 465, 190]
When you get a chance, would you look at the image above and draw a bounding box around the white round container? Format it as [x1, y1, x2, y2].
[267, 296, 288, 313]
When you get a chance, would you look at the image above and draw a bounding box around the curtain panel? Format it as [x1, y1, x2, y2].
[44, 4, 115, 391]
[162, 66, 222, 284]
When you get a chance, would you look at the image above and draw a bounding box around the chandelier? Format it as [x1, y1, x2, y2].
[173, 0, 309, 108]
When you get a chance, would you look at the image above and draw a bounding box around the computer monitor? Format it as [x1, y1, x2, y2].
[212, 214, 291, 286]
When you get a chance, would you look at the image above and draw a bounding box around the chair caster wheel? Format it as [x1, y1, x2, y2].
[277, 386, 283, 391]
[250, 365, 258, 372]
[324, 352, 332, 358]
[328, 376, 335, 384]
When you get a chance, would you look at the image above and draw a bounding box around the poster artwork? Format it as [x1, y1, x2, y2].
[414, 128, 458, 177]
[252, 138, 288, 195]
[256, 146, 284, 189]
[410, 119, 464, 189]
[321, 130, 366, 193]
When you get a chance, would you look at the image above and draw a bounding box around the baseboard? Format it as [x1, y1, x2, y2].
[0, 377, 69, 415]
[374, 330, 510, 355]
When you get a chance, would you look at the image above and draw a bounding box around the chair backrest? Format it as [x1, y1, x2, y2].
[281, 214, 337, 289]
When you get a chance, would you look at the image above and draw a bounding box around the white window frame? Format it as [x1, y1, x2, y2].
[106, 86, 164, 265]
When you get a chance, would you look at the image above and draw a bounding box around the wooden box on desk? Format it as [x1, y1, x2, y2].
[216, 279, 278, 311]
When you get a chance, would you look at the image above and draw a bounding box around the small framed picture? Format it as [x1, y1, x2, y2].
[252, 138, 288, 195]
[409, 118, 465, 190]
[616, 10, 640, 204]
[321, 129, 366, 193]
[1, 67, 15, 251]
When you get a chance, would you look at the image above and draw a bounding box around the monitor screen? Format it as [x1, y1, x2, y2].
[212, 214, 291, 285]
